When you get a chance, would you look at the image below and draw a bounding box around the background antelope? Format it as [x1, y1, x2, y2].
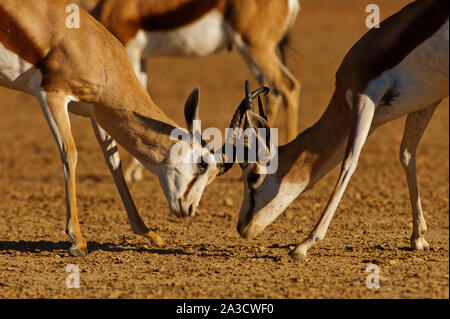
[70, 0, 302, 182]
[0, 0, 243, 256]
[229, 0, 449, 259]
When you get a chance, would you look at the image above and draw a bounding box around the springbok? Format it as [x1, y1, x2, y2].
[228, 0, 449, 259]
[0, 0, 254, 256]
[69, 0, 302, 182]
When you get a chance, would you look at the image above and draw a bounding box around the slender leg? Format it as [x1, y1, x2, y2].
[290, 93, 376, 259]
[123, 53, 147, 182]
[90, 118, 164, 245]
[236, 43, 301, 142]
[36, 91, 87, 257]
[399, 102, 439, 250]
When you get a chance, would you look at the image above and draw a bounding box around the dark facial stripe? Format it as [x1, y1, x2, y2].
[338, 0, 449, 89]
[245, 188, 256, 225]
[183, 176, 198, 200]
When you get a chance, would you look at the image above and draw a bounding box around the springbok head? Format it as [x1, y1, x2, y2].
[224, 81, 301, 240]
[158, 86, 270, 218]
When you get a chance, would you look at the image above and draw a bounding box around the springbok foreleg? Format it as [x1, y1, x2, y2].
[90, 118, 164, 245]
[37, 91, 87, 257]
[290, 93, 376, 259]
[400, 102, 439, 250]
[123, 48, 147, 183]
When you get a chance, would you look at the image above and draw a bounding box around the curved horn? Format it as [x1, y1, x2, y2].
[258, 95, 268, 121]
[216, 81, 270, 176]
[245, 81, 269, 111]
[252, 86, 270, 100]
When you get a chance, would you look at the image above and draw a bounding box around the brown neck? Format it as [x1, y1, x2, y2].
[277, 90, 352, 188]
[92, 94, 179, 171]
[86, 67, 179, 171]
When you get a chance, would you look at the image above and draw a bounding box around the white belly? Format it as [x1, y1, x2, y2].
[373, 20, 449, 126]
[134, 10, 229, 58]
[0, 42, 42, 95]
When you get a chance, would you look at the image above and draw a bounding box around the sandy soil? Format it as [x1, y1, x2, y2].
[0, 0, 448, 299]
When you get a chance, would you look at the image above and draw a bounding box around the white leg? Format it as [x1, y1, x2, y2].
[36, 91, 87, 256]
[399, 102, 439, 250]
[291, 93, 376, 259]
[90, 118, 164, 245]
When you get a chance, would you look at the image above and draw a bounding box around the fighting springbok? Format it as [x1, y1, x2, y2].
[69, 0, 301, 182]
[228, 0, 449, 259]
[0, 0, 252, 256]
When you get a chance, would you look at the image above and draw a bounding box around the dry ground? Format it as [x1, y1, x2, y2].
[0, 0, 448, 299]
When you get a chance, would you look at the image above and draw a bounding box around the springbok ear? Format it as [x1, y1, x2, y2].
[184, 87, 201, 143]
[244, 110, 272, 152]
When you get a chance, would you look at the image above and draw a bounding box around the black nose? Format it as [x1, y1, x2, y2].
[237, 220, 241, 233]
[188, 204, 194, 216]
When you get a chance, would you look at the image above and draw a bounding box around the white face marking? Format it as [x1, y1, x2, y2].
[157, 141, 217, 218]
[0, 42, 41, 94]
[137, 10, 228, 58]
[238, 163, 308, 239]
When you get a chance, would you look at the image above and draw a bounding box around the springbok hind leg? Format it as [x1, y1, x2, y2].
[251, 48, 300, 142]
[36, 91, 87, 257]
[290, 93, 376, 260]
[236, 44, 300, 142]
[399, 102, 440, 251]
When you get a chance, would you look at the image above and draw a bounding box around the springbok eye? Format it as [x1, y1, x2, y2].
[248, 173, 260, 186]
[197, 158, 209, 174]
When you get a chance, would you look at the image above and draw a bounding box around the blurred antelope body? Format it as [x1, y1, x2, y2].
[71, 0, 301, 181]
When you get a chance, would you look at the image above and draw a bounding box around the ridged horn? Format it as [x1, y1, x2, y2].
[216, 81, 270, 176]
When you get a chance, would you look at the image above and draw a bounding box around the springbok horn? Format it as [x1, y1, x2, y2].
[258, 95, 268, 121]
[216, 81, 270, 176]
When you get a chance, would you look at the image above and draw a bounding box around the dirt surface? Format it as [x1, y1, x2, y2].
[0, 0, 448, 299]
